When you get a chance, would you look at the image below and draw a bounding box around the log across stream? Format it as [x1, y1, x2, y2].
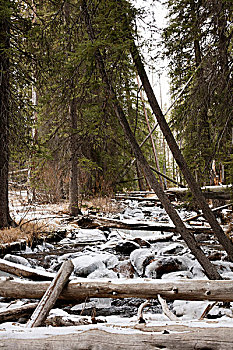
[1, 277, 233, 302]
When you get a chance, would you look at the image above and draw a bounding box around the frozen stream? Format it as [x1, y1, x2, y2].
[1, 196, 233, 330]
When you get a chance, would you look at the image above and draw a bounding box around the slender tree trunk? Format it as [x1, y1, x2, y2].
[81, 0, 221, 280]
[0, 3, 12, 228]
[128, 32, 233, 262]
[69, 98, 81, 216]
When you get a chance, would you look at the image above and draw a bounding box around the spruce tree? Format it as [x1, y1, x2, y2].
[163, 0, 233, 185]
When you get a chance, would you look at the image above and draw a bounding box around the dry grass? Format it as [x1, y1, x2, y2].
[0, 221, 52, 245]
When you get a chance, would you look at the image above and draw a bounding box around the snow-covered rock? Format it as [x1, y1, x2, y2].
[87, 268, 118, 279]
[161, 271, 193, 279]
[115, 240, 140, 255]
[3, 254, 31, 267]
[72, 256, 105, 277]
[130, 248, 156, 276]
[159, 243, 186, 256]
[145, 256, 184, 278]
[72, 252, 118, 277]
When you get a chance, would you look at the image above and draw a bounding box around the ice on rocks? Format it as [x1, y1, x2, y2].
[3, 254, 31, 267]
[173, 300, 210, 320]
[87, 268, 118, 279]
[158, 243, 187, 256]
[145, 256, 184, 279]
[73, 256, 105, 277]
[161, 270, 193, 279]
[75, 229, 107, 243]
[72, 252, 118, 277]
[130, 249, 156, 276]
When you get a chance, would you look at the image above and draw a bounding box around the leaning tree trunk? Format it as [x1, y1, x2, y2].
[0, 5, 12, 228]
[81, 0, 221, 280]
[126, 28, 233, 261]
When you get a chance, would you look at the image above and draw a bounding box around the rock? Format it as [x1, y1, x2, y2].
[145, 256, 183, 278]
[72, 256, 105, 277]
[159, 243, 186, 256]
[172, 300, 210, 319]
[75, 229, 107, 243]
[161, 271, 193, 280]
[3, 254, 31, 267]
[115, 240, 140, 255]
[87, 268, 118, 279]
[130, 249, 156, 276]
[133, 237, 151, 248]
[96, 253, 118, 269]
[113, 260, 133, 278]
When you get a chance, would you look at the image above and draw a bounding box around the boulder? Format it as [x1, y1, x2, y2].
[3, 254, 31, 267]
[145, 256, 183, 279]
[130, 249, 156, 276]
[115, 240, 140, 255]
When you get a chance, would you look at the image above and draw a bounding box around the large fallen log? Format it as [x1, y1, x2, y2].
[1, 278, 233, 302]
[0, 325, 233, 350]
[80, 216, 212, 234]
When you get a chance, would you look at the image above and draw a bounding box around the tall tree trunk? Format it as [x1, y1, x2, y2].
[69, 98, 81, 216]
[0, 2, 12, 228]
[128, 31, 233, 262]
[81, 0, 221, 280]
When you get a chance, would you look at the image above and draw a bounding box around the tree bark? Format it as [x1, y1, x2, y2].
[0, 2, 12, 228]
[26, 260, 74, 328]
[128, 31, 233, 262]
[1, 326, 233, 350]
[2, 278, 233, 302]
[81, 0, 221, 280]
[69, 98, 81, 216]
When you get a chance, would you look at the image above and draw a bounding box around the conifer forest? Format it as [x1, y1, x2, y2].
[0, 0, 233, 348]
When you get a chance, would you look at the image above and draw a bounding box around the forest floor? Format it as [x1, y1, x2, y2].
[1, 189, 233, 349]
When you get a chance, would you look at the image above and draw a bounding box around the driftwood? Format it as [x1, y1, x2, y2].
[26, 260, 74, 328]
[45, 315, 90, 327]
[157, 294, 178, 321]
[1, 278, 233, 302]
[137, 299, 150, 323]
[199, 301, 218, 320]
[0, 302, 38, 323]
[0, 259, 55, 281]
[184, 202, 233, 223]
[1, 325, 233, 350]
[82, 216, 212, 234]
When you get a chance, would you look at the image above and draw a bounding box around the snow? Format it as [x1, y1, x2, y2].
[3, 192, 233, 339]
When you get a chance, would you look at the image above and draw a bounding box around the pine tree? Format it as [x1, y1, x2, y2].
[163, 0, 233, 185]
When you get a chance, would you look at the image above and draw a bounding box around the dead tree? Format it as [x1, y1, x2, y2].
[80, 0, 221, 280]
[127, 32, 233, 261]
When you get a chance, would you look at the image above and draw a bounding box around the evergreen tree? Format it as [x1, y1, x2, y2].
[163, 0, 233, 185]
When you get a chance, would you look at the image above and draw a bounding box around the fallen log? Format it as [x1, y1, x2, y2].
[167, 185, 232, 200]
[82, 216, 212, 234]
[1, 325, 233, 350]
[0, 259, 55, 281]
[184, 202, 233, 223]
[0, 302, 38, 323]
[1, 278, 233, 302]
[26, 260, 74, 328]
